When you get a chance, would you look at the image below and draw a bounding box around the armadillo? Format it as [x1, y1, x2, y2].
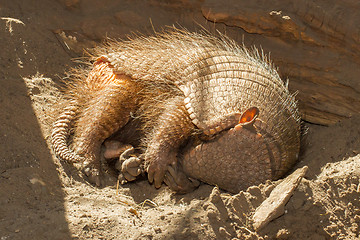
[51, 29, 301, 193]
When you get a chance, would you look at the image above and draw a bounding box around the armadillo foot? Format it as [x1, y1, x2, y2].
[122, 157, 142, 179]
[117, 156, 143, 184]
[103, 140, 143, 182]
[119, 156, 143, 183]
[164, 163, 200, 194]
[147, 153, 177, 189]
[105, 144, 143, 184]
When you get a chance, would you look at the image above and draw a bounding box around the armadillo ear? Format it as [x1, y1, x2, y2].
[239, 107, 259, 125]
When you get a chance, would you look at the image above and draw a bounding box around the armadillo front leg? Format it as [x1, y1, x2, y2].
[72, 61, 138, 186]
[145, 96, 196, 191]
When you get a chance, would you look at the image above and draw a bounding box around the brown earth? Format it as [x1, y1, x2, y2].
[1, 0, 360, 239]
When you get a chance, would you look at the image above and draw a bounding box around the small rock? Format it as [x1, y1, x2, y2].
[207, 208, 219, 221]
[276, 228, 290, 239]
[219, 227, 231, 239]
[209, 187, 221, 204]
[252, 166, 308, 230]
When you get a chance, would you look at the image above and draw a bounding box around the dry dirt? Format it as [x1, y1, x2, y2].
[1, 1, 360, 239]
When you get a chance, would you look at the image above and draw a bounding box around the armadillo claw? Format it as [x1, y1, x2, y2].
[147, 164, 166, 189]
[146, 151, 178, 189]
[164, 165, 200, 194]
[114, 147, 135, 171]
[119, 147, 135, 161]
[121, 171, 137, 182]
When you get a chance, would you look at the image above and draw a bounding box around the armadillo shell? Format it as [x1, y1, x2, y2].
[179, 49, 301, 181]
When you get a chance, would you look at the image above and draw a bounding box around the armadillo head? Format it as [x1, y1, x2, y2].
[180, 106, 299, 193]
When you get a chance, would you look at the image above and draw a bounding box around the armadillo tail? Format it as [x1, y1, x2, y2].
[51, 101, 84, 163]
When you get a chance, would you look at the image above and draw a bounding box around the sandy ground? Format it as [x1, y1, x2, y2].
[1, 1, 360, 239]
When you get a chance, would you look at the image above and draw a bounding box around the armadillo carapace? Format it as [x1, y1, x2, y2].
[51, 29, 301, 193]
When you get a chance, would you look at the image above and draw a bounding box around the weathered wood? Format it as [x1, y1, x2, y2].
[202, 0, 360, 125]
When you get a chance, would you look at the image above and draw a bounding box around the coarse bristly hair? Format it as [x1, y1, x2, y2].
[91, 27, 282, 82]
[86, 27, 297, 125]
[53, 27, 301, 175]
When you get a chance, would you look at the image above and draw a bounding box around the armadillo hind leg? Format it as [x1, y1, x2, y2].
[145, 96, 196, 190]
[71, 61, 139, 186]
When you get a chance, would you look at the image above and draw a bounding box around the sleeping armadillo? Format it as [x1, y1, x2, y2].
[51, 29, 301, 193]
